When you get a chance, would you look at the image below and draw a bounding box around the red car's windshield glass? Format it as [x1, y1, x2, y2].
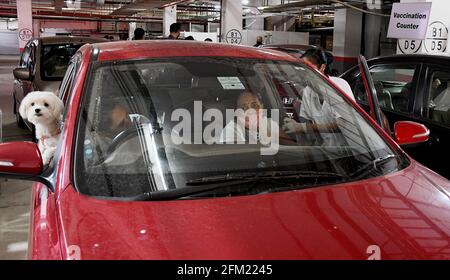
[41, 43, 84, 80]
[74, 57, 408, 199]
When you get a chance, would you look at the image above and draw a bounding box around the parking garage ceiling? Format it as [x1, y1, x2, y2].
[0, 0, 220, 21]
[0, 0, 398, 21]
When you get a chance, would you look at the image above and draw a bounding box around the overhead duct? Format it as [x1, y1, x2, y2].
[259, 0, 332, 13]
[259, 0, 390, 17]
[110, 0, 180, 16]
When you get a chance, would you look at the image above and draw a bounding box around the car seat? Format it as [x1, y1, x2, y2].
[431, 86, 450, 125]
[395, 82, 413, 112]
[374, 81, 394, 110]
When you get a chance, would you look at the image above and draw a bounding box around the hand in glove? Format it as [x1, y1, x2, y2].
[282, 118, 306, 134]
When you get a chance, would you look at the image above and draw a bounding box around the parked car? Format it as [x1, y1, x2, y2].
[262, 44, 317, 58]
[12, 36, 107, 129]
[0, 41, 449, 260]
[341, 54, 450, 179]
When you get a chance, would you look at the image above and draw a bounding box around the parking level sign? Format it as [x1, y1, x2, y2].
[226, 29, 242, 44]
[18, 28, 33, 42]
[424, 21, 448, 53]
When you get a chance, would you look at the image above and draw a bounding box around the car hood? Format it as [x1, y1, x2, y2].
[58, 163, 450, 260]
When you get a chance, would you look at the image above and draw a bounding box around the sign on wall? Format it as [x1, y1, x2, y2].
[387, 2, 432, 40]
[225, 29, 242, 44]
[424, 21, 448, 53]
[18, 28, 33, 42]
[398, 39, 422, 54]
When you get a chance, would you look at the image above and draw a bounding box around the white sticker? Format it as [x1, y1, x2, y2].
[217, 77, 245, 90]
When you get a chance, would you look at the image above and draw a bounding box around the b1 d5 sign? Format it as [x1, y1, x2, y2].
[388, 2, 432, 40]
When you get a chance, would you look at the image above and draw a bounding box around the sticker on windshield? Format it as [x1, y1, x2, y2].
[217, 77, 245, 90]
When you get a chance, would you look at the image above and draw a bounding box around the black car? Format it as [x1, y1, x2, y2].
[341, 54, 450, 179]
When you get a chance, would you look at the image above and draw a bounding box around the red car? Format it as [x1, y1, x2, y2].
[0, 41, 449, 260]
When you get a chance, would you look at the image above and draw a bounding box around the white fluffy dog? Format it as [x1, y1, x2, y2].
[19, 91, 64, 165]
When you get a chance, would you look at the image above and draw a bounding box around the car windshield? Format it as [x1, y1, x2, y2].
[75, 57, 408, 199]
[41, 43, 84, 80]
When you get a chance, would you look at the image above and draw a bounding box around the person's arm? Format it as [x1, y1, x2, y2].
[282, 117, 342, 134]
[278, 128, 297, 145]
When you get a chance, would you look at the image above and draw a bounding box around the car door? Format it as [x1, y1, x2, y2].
[414, 66, 450, 178]
[345, 61, 437, 169]
[13, 43, 33, 106]
[357, 55, 385, 130]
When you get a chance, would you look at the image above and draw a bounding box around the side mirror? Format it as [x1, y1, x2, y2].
[0, 142, 42, 175]
[394, 121, 429, 145]
[13, 67, 31, 81]
[0, 142, 53, 190]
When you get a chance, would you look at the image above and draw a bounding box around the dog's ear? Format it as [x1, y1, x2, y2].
[18, 95, 31, 120]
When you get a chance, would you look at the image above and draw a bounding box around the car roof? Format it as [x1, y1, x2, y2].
[39, 36, 108, 45]
[368, 54, 450, 64]
[90, 40, 300, 62]
[263, 44, 316, 51]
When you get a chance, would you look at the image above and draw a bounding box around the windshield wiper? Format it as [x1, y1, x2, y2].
[131, 170, 348, 201]
[349, 154, 398, 180]
[186, 170, 348, 185]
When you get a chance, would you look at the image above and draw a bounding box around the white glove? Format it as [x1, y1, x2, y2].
[282, 118, 306, 133]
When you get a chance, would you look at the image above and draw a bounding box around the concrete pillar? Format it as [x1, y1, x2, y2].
[17, 0, 33, 52]
[163, 5, 177, 37]
[333, 8, 363, 73]
[220, 0, 242, 44]
[364, 14, 383, 58]
[129, 22, 136, 40]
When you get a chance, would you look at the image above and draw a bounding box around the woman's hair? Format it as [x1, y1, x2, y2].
[301, 48, 333, 76]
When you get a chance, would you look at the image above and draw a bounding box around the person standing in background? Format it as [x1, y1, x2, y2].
[301, 48, 354, 101]
[253, 36, 264, 48]
[133, 28, 145, 40]
[168, 23, 181, 39]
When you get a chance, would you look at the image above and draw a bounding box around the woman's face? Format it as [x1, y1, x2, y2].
[238, 94, 263, 129]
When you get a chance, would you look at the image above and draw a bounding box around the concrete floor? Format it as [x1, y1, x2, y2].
[0, 55, 34, 260]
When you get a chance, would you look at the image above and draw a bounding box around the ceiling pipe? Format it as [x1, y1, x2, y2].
[159, 0, 192, 9]
[260, 0, 332, 13]
[0, 8, 162, 22]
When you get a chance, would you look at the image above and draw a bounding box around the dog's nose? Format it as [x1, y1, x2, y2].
[35, 108, 41, 113]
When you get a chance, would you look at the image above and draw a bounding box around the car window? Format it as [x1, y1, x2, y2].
[28, 43, 36, 75]
[41, 43, 84, 80]
[59, 60, 76, 101]
[352, 65, 417, 113]
[74, 57, 407, 199]
[428, 71, 450, 126]
[19, 45, 31, 68]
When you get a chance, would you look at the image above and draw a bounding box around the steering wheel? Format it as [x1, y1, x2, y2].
[106, 119, 164, 156]
[107, 126, 140, 157]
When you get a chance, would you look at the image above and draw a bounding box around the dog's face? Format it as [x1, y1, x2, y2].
[19, 91, 64, 125]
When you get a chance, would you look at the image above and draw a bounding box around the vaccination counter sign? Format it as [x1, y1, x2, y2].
[388, 2, 432, 40]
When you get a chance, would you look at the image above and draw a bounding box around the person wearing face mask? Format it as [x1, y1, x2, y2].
[301, 48, 355, 101]
[282, 48, 349, 146]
